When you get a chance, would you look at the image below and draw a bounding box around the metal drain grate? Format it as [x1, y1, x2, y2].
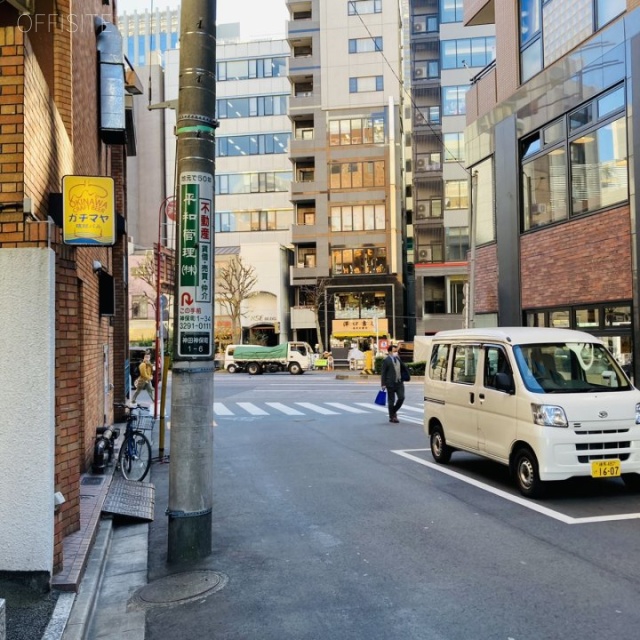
[102, 478, 155, 521]
[81, 476, 105, 486]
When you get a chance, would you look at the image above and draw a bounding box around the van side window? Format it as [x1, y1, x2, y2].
[429, 344, 450, 381]
[484, 346, 512, 389]
[452, 345, 479, 384]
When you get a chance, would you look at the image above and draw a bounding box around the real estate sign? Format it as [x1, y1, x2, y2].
[176, 171, 213, 358]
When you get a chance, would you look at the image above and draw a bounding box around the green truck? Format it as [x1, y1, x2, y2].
[230, 342, 314, 375]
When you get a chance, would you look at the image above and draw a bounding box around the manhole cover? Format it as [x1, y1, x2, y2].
[134, 571, 227, 608]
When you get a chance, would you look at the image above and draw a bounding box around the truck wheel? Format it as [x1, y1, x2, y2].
[288, 362, 302, 375]
[226, 364, 237, 374]
[247, 362, 261, 375]
[430, 425, 452, 464]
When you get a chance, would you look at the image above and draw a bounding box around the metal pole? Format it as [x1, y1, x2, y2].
[167, 0, 217, 564]
[468, 171, 478, 329]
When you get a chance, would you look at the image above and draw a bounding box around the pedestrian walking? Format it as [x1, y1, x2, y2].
[380, 344, 409, 423]
[132, 351, 155, 404]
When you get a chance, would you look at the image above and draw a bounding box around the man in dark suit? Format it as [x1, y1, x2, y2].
[380, 344, 409, 423]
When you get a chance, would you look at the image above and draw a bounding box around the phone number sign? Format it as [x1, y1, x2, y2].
[177, 171, 213, 358]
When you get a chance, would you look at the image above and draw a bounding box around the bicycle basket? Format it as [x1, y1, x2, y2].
[133, 414, 155, 431]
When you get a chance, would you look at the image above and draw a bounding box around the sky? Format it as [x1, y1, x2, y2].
[117, 0, 288, 39]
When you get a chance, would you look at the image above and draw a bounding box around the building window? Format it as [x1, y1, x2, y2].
[332, 247, 387, 275]
[297, 246, 317, 268]
[413, 15, 439, 33]
[334, 291, 387, 320]
[329, 161, 385, 189]
[445, 180, 468, 210]
[328, 116, 385, 146]
[441, 37, 495, 70]
[348, 0, 382, 16]
[445, 227, 469, 262]
[444, 133, 465, 163]
[215, 171, 292, 195]
[131, 295, 148, 319]
[349, 76, 384, 93]
[415, 106, 440, 125]
[450, 280, 465, 314]
[521, 85, 627, 230]
[214, 209, 294, 233]
[442, 85, 469, 116]
[216, 133, 290, 157]
[440, 0, 464, 23]
[348, 37, 382, 53]
[216, 56, 287, 81]
[596, 0, 625, 30]
[216, 94, 288, 119]
[416, 227, 444, 263]
[414, 60, 440, 80]
[330, 204, 386, 232]
[415, 199, 442, 220]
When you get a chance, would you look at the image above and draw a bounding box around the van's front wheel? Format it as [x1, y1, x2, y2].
[430, 426, 452, 464]
[514, 448, 545, 498]
[622, 473, 640, 492]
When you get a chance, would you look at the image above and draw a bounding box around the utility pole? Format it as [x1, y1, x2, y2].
[167, 0, 217, 563]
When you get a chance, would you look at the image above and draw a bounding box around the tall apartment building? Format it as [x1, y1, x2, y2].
[286, 0, 406, 350]
[409, 0, 494, 335]
[119, 7, 293, 348]
[464, 0, 637, 376]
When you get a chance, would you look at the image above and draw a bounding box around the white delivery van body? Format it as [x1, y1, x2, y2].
[423, 327, 640, 497]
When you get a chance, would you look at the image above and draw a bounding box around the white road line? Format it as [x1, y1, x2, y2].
[400, 404, 424, 413]
[295, 402, 340, 415]
[236, 402, 269, 415]
[326, 403, 370, 414]
[213, 403, 234, 416]
[265, 402, 305, 415]
[355, 403, 388, 412]
[392, 449, 640, 525]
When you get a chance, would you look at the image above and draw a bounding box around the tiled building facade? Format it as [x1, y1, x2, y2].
[464, 0, 638, 375]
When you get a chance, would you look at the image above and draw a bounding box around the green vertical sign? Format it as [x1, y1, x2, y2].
[180, 183, 198, 287]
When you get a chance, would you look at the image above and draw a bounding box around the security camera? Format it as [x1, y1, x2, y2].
[93, 260, 103, 273]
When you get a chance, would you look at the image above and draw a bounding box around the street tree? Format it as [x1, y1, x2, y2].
[131, 250, 157, 312]
[300, 278, 328, 354]
[216, 256, 258, 344]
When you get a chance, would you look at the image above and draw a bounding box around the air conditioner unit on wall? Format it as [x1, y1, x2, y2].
[418, 249, 430, 261]
[415, 67, 425, 78]
[417, 204, 427, 218]
[416, 158, 426, 170]
[414, 23, 424, 32]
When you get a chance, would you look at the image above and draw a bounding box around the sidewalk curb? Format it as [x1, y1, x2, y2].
[58, 518, 113, 640]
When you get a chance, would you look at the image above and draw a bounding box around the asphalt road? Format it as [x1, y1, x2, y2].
[144, 371, 640, 640]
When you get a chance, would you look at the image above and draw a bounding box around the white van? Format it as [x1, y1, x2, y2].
[423, 327, 640, 497]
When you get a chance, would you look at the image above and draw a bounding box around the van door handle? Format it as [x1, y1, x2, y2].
[478, 393, 485, 403]
[469, 392, 475, 404]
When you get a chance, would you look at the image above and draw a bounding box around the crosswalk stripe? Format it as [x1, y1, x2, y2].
[295, 402, 339, 415]
[325, 403, 370, 414]
[401, 405, 424, 413]
[237, 402, 269, 416]
[265, 402, 305, 415]
[213, 402, 234, 416]
[355, 403, 389, 413]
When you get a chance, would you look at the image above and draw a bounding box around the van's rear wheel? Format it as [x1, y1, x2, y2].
[514, 448, 545, 498]
[247, 362, 261, 375]
[288, 362, 302, 375]
[430, 426, 452, 464]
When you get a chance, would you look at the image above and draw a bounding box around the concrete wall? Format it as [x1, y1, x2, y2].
[0, 249, 55, 577]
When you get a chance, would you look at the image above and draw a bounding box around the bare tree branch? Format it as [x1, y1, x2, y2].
[215, 256, 258, 344]
[300, 278, 328, 353]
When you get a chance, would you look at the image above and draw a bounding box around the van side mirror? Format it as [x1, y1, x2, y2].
[494, 372, 515, 394]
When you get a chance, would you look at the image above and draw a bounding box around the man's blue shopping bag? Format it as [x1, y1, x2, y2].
[374, 389, 387, 406]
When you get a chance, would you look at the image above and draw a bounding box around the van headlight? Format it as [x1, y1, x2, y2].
[635, 403, 640, 425]
[531, 404, 568, 428]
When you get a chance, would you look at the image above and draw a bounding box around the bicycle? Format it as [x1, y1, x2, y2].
[116, 404, 154, 482]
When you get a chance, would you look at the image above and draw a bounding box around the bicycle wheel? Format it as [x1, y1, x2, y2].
[118, 430, 152, 481]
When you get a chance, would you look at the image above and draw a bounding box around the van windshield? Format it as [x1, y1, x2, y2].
[513, 342, 632, 393]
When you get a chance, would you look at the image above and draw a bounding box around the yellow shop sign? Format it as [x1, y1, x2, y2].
[62, 175, 116, 246]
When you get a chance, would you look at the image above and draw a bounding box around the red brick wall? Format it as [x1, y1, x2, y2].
[520, 207, 632, 309]
[0, 2, 128, 574]
[474, 243, 498, 314]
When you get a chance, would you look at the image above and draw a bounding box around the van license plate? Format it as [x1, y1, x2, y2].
[591, 460, 621, 478]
